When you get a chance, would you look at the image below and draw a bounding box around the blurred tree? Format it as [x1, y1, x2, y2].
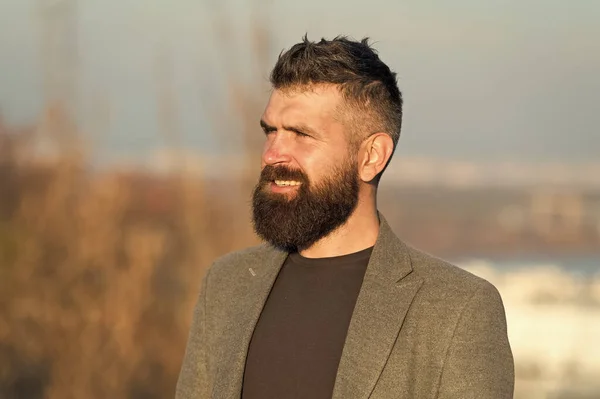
[203, 0, 275, 181]
[0, 1, 276, 398]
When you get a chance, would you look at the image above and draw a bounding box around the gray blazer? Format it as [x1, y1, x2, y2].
[176, 215, 514, 398]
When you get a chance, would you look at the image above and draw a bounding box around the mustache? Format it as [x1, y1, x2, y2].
[259, 165, 309, 184]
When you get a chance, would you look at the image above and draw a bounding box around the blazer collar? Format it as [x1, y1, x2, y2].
[332, 213, 424, 399]
[211, 246, 287, 399]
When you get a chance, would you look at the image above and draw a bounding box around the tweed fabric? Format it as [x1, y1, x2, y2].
[176, 215, 514, 399]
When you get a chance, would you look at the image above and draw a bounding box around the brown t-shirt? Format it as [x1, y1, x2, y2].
[241, 246, 372, 399]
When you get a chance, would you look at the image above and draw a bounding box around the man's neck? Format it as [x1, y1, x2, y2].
[299, 205, 380, 259]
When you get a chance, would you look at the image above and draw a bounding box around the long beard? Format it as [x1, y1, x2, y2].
[251, 159, 360, 252]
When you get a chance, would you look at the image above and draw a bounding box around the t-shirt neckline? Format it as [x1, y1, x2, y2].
[288, 246, 374, 267]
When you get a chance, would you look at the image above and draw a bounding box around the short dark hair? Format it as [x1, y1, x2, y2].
[270, 35, 403, 169]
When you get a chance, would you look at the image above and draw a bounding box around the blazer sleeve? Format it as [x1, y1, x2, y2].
[176, 267, 212, 399]
[436, 281, 515, 399]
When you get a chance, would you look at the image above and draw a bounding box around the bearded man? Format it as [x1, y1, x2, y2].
[176, 36, 514, 399]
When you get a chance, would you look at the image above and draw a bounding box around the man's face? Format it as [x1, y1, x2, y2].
[251, 85, 360, 252]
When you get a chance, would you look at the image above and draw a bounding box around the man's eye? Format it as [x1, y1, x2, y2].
[296, 131, 310, 138]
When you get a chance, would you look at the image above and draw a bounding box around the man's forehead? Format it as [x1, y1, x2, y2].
[262, 86, 343, 123]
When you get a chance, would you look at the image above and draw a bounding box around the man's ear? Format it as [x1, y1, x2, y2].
[358, 133, 394, 183]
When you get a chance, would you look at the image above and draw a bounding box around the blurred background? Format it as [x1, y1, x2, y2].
[0, 0, 599, 398]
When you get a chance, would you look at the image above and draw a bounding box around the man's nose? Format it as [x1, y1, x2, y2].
[263, 134, 293, 165]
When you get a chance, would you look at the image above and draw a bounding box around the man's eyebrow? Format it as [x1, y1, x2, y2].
[282, 123, 319, 137]
[260, 119, 276, 132]
[260, 119, 319, 137]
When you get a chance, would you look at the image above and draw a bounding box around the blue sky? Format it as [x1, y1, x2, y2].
[0, 0, 598, 164]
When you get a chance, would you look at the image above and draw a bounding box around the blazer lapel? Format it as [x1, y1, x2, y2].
[212, 246, 288, 399]
[332, 216, 424, 399]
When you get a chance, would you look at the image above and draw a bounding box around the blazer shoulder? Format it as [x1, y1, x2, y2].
[406, 244, 500, 300]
